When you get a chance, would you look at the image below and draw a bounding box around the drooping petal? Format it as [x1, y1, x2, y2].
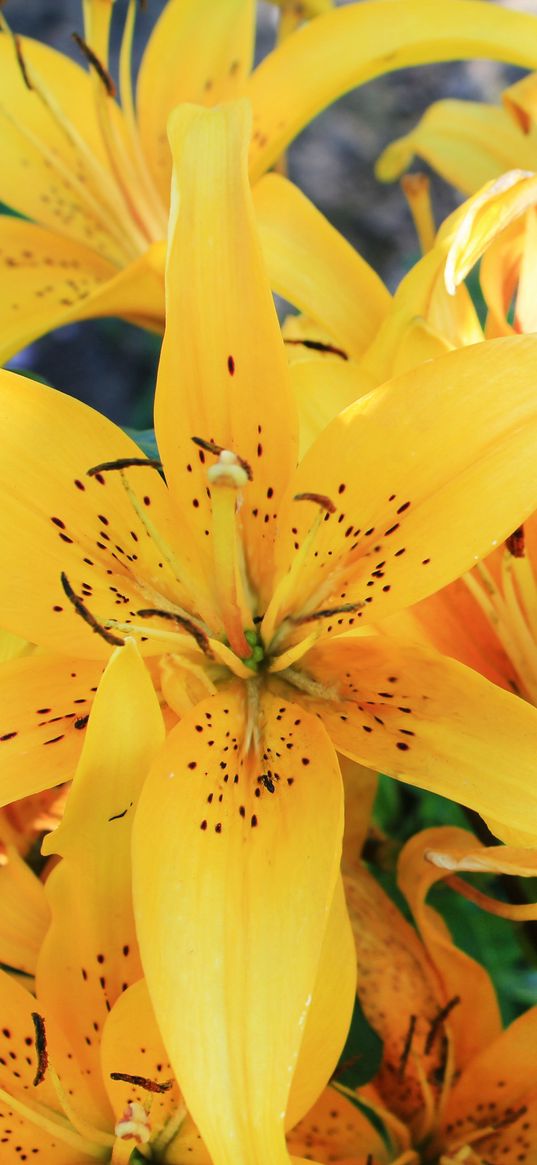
[254, 173, 390, 361]
[137, 0, 255, 202]
[376, 99, 537, 194]
[0, 651, 104, 807]
[0, 846, 49, 975]
[286, 877, 356, 1129]
[441, 1007, 537, 1163]
[246, 0, 537, 180]
[266, 337, 537, 637]
[287, 1086, 388, 1164]
[397, 828, 502, 1070]
[344, 866, 449, 1132]
[444, 171, 537, 297]
[155, 100, 298, 607]
[298, 633, 537, 843]
[133, 688, 343, 1165]
[37, 642, 164, 1132]
[0, 368, 198, 657]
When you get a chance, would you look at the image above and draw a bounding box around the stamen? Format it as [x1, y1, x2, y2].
[192, 436, 253, 481]
[115, 1100, 151, 1145]
[294, 491, 337, 513]
[397, 1013, 416, 1079]
[291, 601, 364, 625]
[61, 572, 124, 647]
[71, 31, 116, 96]
[284, 337, 349, 361]
[87, 457, 163, 476]
[424, 996, 460, 1054]
[0, 1079, 112, 1157]
[31, 1012, 48, 1087]
[137, 608, 212, 656]
[13, 33, 32, 89]
[206, 451, 253, 657]
[110, 1071, 173, 1094]
[401, 172, 436, 254]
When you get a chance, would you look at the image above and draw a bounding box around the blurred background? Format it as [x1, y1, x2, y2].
[4, 0, 532, 423]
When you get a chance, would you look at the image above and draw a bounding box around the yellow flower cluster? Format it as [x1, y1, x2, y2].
[0, 2, 536, 1163]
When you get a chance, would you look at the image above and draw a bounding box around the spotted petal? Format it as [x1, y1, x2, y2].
[133, 688, 343, 1165]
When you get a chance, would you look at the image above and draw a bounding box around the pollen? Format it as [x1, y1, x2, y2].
[115, 1100, 151, 1144]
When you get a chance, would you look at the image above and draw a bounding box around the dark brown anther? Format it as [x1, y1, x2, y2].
[191, 436, 253, 481]
[61, 572, 124, 647]
[31, 1012, 48, 1087]
[292, 601, 364, 625]
[424, 995, 461, 1055]
[284, 337, 348, 361]
[71, 31, 116, 96]
[506, 525, 525, 558]
[398, 1013, 416, 1079]
[137, 608, 212, 656]
[14, 34, 33, 89]
[87, 456, 163, 476]
[110, 1071, 173, 1094]
[293, 492, 336, 514]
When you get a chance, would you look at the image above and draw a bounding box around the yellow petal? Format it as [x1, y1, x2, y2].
[441, 1007, 537, 1162]
[0, 845, 49, 975]
[0, 369, 182, 658]
[397, 827, 502, 1067]
[503, 69, 537, 134]
[340, 757, 378, 878]
[301, 633, 537, 843]
[137, 0, 255, 202]
[287, 1085, 387, 1163]
[290, 356, 375, 459]
[376, 98, 537, 194]
[254, 173, 390, 361]
[155, 100, 297, 607]
[480, 219, 524, 339]
[0, 35, 130, 265]
[269, 337, 537, 634]
[286, 877, 356, 1129]
[37, 642, 164, 1132]
[0, 651, 104, 807]
[133, 688, 343, 1165]
[444, 171, 537, 296]
[247, 0, 537, 180]
[100, 980, 191, 1152]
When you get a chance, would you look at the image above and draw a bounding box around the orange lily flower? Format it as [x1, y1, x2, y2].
[290, 827, 537, 1165]
[2, 1, 537, 361]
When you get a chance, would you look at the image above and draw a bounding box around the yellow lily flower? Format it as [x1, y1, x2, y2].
[3, 0, 537, 360]
[290, 827, 537, 1165]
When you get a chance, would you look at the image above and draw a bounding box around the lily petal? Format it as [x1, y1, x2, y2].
[0, 369, 184, 658]
[290, 357, 374, 460]
[133, 688, 343, 1165]
[247, 0, 537, 180]
[287, 877, 356, 1130]
[156, 100, 297, 606]
[0, 651, 104, 807]
[287, 1085, 388, 1163]
[299, 633, 537, 843]
[254, 172, 390, 361]
[137, 0, 255, 201]
[397, 828, 502, 1070]
[37, 642, 164, 1131]
[270, 337, 537, 633]
[376, 99, 537, 194]
[0, 846, 49, 976]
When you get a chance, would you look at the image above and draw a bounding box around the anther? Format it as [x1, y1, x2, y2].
[284, 337, 348, 361]
[259, 774, 275, 793]
[398, 1013, 416, 1079]
[110, 1071, 173, 1094]
[137, 608, 212, 656]
[87, 456, 163, 476]
[294, 492, 336, 514]
[506, 525, 525, 557]
[424, 996, 461, 1055]
[193, 437, 253, 483]
[114, 1100, 151, 1145]
[61, 572, 124, 647]
[291, 601, 364, 625]
[31, 1013, 48, 1087]
[13, 34, 33, 90]
[71, 31, 116, 97]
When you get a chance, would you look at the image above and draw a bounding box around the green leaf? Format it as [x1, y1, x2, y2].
[123, 427, 160, 460]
